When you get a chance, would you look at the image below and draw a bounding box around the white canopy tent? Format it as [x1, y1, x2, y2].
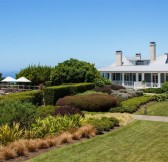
[1, 76, 16, 82]
[16, 77, 31, 83]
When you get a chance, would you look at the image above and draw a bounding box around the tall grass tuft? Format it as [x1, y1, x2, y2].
[25, 139, 38, 152]
[9, 140, 28, 156]
[1, 147, 16, 160]
[74, 124, 96, 139]
[57, 132, 73, 145]
[36, 139, 50, 149]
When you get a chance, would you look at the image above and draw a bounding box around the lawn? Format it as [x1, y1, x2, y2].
[135, 100, 168, 116]
[26, 120, 168, 162]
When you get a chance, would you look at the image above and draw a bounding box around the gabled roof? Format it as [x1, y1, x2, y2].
[99, 54, 168, 72]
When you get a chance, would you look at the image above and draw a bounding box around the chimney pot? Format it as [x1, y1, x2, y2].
[135, 53, 141, 60]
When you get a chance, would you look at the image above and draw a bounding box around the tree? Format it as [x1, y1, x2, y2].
[0, 73, 3, 81]
[50, 58, 102, 85]
[16, 65, 52, 85]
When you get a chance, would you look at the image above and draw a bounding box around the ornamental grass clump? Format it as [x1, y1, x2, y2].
[0, 123, 23, 145]
[25, 139, 38, 152]
[56, 94, 117, 112]
[57, 132, 73, 145]
[0, 147, 16, 160]
[73, 124, 96, 139]
[9, 140, 28, 156]
[31, 114, 83, 138]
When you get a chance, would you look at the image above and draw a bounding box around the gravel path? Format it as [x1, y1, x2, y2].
[132, 115, 168, 122]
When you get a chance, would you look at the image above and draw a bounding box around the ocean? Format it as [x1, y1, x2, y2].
[2, 71, 18, 78]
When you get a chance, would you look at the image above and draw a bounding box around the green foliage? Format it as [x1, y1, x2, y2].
[143, 88, 163, 94]
[87, 117, 119, 134]
[44, 83, 95, 105]
[16, 64, 52, 85]
[56, 94, 117, 112]
[50, 58, 101, 85]
[35, 105, 58, 118]
[76, 90, 106, 96]
[0, 101, 37, 128]
[94, 78, 111, 87]
[0, 123, 23, 145]
[45, 81, 53, 87]
[0, 90, 43, 106]
[109, 95, 156, 113]
[31, 114, 83, 138]
[161, 81, 168, 92]
[155, 94, 168, 102]
[0, 73, 3, 81]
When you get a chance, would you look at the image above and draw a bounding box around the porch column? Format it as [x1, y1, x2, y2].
[109, 73, 112, 82]
[136, 73, 138, 82]
[158, 73, 161, 87]
[142, 73, 145, 81]
[164, 73, 166, 82]
[122, 73, 124, 86]
[151, 73, 153, 88]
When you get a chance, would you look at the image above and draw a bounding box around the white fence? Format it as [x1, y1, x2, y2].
[0, 84, 38, 94]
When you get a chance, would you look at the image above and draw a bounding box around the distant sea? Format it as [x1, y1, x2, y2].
[2, 71, 18, 78]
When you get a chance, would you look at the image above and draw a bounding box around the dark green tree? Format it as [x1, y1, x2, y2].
[50, 58, 102, 85]
[16, 65, 52, 85]
[0, 73, 3, 81]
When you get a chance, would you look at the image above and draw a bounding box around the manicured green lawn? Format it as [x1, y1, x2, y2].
[135, 101, 168, 116]
[26, 121, 168, 162]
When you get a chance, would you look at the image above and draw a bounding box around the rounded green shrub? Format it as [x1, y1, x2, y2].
[56, 94, 117, 112]
[161, 81, 168, 92]
[0, 101, 37, 128]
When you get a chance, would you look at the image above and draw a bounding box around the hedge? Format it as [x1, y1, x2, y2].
[109, 95, 156, 113]
[143, 88, 163, 94]
[0, 90, 43, 106]
[56, 94, 117, 112]
[87, 117, 119, 134]
[44, 83, 95, 105]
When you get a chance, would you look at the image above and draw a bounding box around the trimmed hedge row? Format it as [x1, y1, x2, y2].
[56, 94, 117, 112]
[143, 88, 163, 94]
[87, 117, 119, 134]
[109, 95, 156, 113]
[44, 83, 95, 105]
[0, 90, 43, 106]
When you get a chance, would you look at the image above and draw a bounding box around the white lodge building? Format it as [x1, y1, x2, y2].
[99, 42, 168, 89]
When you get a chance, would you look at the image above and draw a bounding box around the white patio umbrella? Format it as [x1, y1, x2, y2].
[16, 77, 31, 91]
[16, 77, 31, 83]
[1, 76, 16, 82]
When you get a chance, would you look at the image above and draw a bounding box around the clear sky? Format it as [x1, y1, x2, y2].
[1, 0, 168, 76]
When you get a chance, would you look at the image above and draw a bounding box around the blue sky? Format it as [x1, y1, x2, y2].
[1, 0, 168, 76]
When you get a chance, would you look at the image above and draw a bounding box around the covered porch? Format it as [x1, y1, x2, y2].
[101, 72, 168, 89]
